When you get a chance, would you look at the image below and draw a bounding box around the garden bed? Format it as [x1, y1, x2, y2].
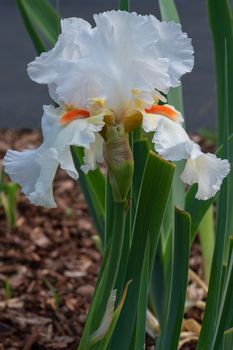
[0, 129, 211, 349]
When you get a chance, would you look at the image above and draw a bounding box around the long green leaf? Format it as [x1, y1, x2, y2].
[199, 206, 215, 284]
[208, 0, 233, 145]
[158, 0, 180, 23]
[119, 0, 130, 11]
[16, 0, 46, 54]
[157, 208, 191, 350]
[211, 249, 233, 349]
[132, 139, 150, 215]
[208, 0, 233, 261]
[71, 147, 105, 239]
[78, 203, 126, 350]
[18, 0, 60, 46]
[133, 239, 150, 350]
[111, 152, 175, 350]
[197, 66, 230, 349]
[223, 328, 233, 350]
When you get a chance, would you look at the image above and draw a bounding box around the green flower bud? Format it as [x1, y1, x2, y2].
[104, 124, 134, 203]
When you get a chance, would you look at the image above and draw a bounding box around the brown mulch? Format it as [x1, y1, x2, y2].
[0, 129, 211, 350]
[0, 129, 101, 350]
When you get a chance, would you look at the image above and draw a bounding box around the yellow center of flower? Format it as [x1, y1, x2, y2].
[145, 105, 177, 121]
[60, 108, 90, 125]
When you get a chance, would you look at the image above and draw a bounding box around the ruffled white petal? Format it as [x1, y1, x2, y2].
[81, 133, 104, 174]
[27, 11, 193, 112]
[142, 113, 161, 133]
[42, 104, 104, 153]
[142, 105, 183, 134]
[3, 105, 105, 208]
[180, 153, 230, 200]
[3, 146, 58, 208]
[150, 116, 194, 161]
[149, 18, 194, 87]
[143, 109, 230, 200]
[27, 18, 91, 103]
[41, 104, 105, 182]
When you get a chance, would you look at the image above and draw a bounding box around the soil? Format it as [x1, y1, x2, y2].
[0, 129, 211, 350]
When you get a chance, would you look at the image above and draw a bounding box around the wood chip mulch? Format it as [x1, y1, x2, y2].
[0, 129, 211, 350]
[0, 129, 101, 350]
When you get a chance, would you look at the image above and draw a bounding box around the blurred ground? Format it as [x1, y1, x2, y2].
[0, 0, 216, 132]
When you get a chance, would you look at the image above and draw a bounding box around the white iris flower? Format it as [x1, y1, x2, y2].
[3, 11, 230, 207]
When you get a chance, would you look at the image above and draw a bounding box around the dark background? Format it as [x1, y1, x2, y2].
[0, 0, 216, 131]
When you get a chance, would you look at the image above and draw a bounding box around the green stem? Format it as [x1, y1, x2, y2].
[199, 205, 215, 284]
[78, 202, 126, 350]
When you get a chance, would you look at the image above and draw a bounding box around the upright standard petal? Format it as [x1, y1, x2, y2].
[149, 18, 194, 87]
[27, 18, 91, 103]
[27, 11, 193, 113]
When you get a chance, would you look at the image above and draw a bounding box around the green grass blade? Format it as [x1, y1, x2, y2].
[111, 152, 175, 350]
[223, 328, 233, 350]
[211, 250, 233, 349]
[149, 239, 165, 323]
[199, 205, 215, 284]
[156, 208, 191, 350]
[185, 185, 213, 241]
[16, 0, 46, 54]
[132, 139, 150, 215]
[208, 0, 233, 145]
[158, 0, 180, 22]
[133, 239, 150, 350]
[197, 131, 230, 349]
[18, 0, 61, 46]
[71, 147, 105, 239]
[196, 175, 229, 349]
[119, 0, 130, 11]
[104, 177, 114, 248]
[113, 139, 150, 300]
[208, 0, 233, 261]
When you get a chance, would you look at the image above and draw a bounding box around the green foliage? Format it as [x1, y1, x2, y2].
[196, 2, 233, 346]
[44, 279, 61, 310]
[119, 0, 130, 11]
[199, 206, 215, 284]
[110, 152, 175, 350]
[223, 328, 233, 350]
[157, 209, 191, 350]
[71, 147, 106, 241]
[16, 0, 60, 53]
[3, 278, 13, 300]
[0, 172, 19, 229]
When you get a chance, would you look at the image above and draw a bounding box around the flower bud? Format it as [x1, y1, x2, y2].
[104, 124, 134, 203]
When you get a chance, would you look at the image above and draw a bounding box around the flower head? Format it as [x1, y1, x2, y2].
[3, 10, 229, 206]
[28, 11, 194, 119]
